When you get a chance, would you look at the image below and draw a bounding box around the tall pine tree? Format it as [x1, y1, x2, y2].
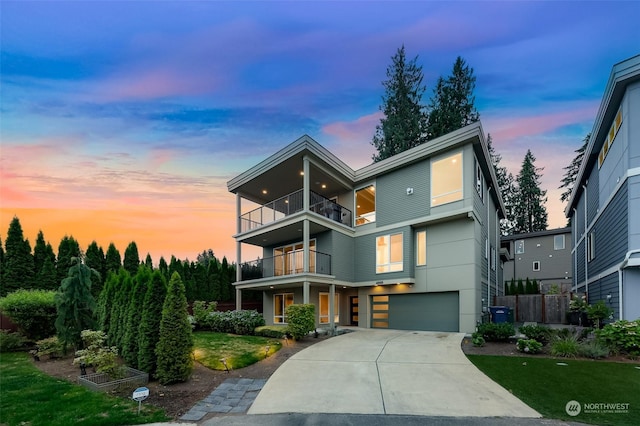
[487, 134, 516, 235]
[559, 133, 589, 203]
[426, 56, 479, 140]
[56, 236, 80, 284]
[2, 217, 35, 295]
[371, 45, 428, 162]
[513, 150, 548, 233]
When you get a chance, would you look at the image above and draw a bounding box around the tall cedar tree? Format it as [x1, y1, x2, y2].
[2, 217, 35, 295]
[56, 236, 80, 284]
[54, 257, 98, 350]
[0, 237, 4, 291]
[123, 241, 140, 276]
[144, 253, 153, 269]
[122, 266, 151, 368]
[426, 56, 479, 140]
[514, 150, 549, 233]
[559, 133, 589, 203]
[105, 243, 122, 274]
[208, 258, 221, 301]
[138, 270, 167, 376]
[220, 257, 232, 302]
[85, 241, 106, 298]
[33, 231, 52, 279]
[371, 45, 428, 162]
[108, 269, 132, 348]
[38, 256, 58, 291]
[96, 270, 118, 337]
[155, 272, 193, 385]
[487, 135, 517, 235]
[158, 257, 169, 280]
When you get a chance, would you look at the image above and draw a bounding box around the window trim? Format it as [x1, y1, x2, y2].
[376, 232, 404, 274]
[274, 293, 294, 324]
[431, 151, 463, 207]
[416, 230, 426, 266]
[533, 261, 540, 271]
[554, 235, 565, 251]
[475, 157, 484, 203]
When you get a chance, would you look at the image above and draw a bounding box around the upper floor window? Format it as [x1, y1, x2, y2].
[515, 240, 525, 254]
[431, 152, 463, 207]
[416, 230, 426, 266]
[587, 231, 595, 262]
[355, 185, 376, 226]
[598, 107, 623, 169]
[475, 158, 484, 202]
[376, 233, 403, 273]
[554, 235, 565, 250]
[491, 246, 496, 271]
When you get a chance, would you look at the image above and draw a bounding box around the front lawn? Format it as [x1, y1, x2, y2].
[0, 352, 168, 426]
[468, 355, 639, 425]
[193, 332, 282, 370]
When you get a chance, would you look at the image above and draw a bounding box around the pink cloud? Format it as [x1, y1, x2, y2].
[322, 112, 380, 168]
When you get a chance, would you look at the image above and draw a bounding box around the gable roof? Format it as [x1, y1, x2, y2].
[565, 55, 640, 215]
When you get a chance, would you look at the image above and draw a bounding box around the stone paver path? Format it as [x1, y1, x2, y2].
[179, 378, 266, 422]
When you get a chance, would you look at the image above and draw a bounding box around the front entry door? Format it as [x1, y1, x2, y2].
[349, 296, 359, 326]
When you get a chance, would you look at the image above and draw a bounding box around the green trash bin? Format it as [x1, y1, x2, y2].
[507, 307, 514, 323]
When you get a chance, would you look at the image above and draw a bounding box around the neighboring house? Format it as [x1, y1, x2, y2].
[227, 122, 505, 334]
[501, 228, 573, 293]
[565, 54, 640, 321]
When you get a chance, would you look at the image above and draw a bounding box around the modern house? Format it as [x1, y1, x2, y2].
[565, 54, 640, 321]
[227, 122, 506, 334]
[501, 227, 573, 293]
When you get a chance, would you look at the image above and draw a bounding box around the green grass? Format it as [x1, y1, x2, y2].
[193, 332, 282, 370]
[468, 355, 640, 425]
[0, 352, 168, 426]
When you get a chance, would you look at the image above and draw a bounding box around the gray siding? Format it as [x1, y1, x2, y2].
[331, 231, 355, 282]
[588, 272, 620, 322]
[576, 240, 585, 284]
[629, 175, 640, 249]
[354, 225, 412, 282]
[376, 160, 430, 226]
[587, 167, 600, 225]
[574, 195, 585, 238]
[590, 181, 629, 274]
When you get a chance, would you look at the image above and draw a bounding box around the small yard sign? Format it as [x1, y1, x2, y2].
[132, 386, 150, 414]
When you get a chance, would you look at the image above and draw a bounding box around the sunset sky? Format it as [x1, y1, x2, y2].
[1, 1, 639, 264]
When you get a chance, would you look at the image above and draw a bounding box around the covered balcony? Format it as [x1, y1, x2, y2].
[240, 249, 332, 281]
[240, 189, 353, 232]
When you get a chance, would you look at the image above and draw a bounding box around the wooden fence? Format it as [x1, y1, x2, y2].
[493, 294, 572, 324]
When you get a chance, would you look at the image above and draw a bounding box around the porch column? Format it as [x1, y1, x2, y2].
[303, 219, 310, 273]
[236, 193, 242, 285]
[329, 283, 335, 330]
[303, 281, 310, 304]
[236, 288, 242, 311]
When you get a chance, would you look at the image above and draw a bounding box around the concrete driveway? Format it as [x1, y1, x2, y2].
[248, 329, 541, 418]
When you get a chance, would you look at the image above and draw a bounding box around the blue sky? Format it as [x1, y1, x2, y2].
[1, 1, 639, 262]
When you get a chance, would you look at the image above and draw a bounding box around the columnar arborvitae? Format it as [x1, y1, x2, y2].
[123, 242, 140, 276]
[56, 236, 80, 284]
[208, 258, 221, 301]
[108, 269, 132, 348]
[156, 272, 193, 385]
[122, 266, 151, 368]
[85, 241, 106, 298]
[144, 253, 153, 270]
[2, 216, 35, 295]
[138, 270, 167, 376]
[96, 271, 118, 337]
[105, 243, 122, 274]
[38, 256, 58, 291]
[220, 257, 231, 302]
[158, 257, 169, 281]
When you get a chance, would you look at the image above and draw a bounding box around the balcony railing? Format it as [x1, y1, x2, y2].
[240, 189, 352, 232]
[240, 250, 331, 281]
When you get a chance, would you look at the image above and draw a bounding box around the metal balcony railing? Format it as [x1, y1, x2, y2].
[240, 189, 352, 232]
[240, 250, 331, 281]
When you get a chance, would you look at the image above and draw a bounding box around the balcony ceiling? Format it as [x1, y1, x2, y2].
[239, 220, 333, 247]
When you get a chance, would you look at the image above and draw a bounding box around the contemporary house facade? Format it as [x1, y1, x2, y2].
[228, 122, 505, 334]
[501, 227, 573, 293]
[566, 54, 640, 321]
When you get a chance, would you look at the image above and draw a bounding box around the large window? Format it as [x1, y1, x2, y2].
[475, 157, 484, 202]
[274, 240, 315, 275]
[515, 240, 525, 254]
[431, 152, 463, 207]
[376, 233, 403, 273]
[355, 185, 376, 226]
[274, 293, 294, 323]
[554, 235, 565, 250]
[416, 230, 426, 266]
[319, 292, 339, 324]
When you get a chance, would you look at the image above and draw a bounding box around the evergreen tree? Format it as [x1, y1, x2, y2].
[559, 133, 589, 203]
[426, 56, 479, 140]
[504, 281, 510, 295]
[108, 269, 132, 348]
[96, 270, 118, 336]
[56, 236, 80, 284]
[158, 257, 169, 281]
[487, 134, 517, 235]
[122, 266, 151, 368]
[0, 237, 4, 291]
[123, 241, 140, 276]
[85, 241, 106, 298]
[513, 150, 548, 233]
[220, 257, 231, 302]
[517, 278, 525, 295]
[54, 257, 98, 350]
[105, 243, 122, 274]
[156, 272, 193, 385]
[371, 45, 428, 162]
[144, 253, 153, 269]
[532, 279, 539, 294]
[525, 278, 533, 294]
[138, 270, 167, 376]
[208, 258, 221, 301]
[2, 216, 35, 295]
[33, 230, 49, 278]
[509, 278, 516, 296]
[38, 256, 59, 290]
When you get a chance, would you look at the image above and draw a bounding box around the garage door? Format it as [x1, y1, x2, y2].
[371, 292, 459, 332]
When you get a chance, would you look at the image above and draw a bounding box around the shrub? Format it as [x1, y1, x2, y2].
[587, 300, 614, 329]
[0, 290, 57, 340]
[192, 301, 217, 330]
[596, 319, 640, 355]
[518, 324, 552, 343]
[137, 270, 167, 376]
[477, 322, 515, 342]
[255, 325, 289, 338]
[228, 310, 265, 335]
[32, 336, 63, 359]
[516, 339, 542, 354]
[0, 330, 26, 352]
[550, 333, 580, 358]
[285, 304, 315, 340]
[471, 332, 485, 347]
[73, 330, 123, 378]
[578, 339, 610, 359]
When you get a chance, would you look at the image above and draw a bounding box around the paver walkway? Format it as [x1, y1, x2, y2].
[179, 378, 266, 422]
